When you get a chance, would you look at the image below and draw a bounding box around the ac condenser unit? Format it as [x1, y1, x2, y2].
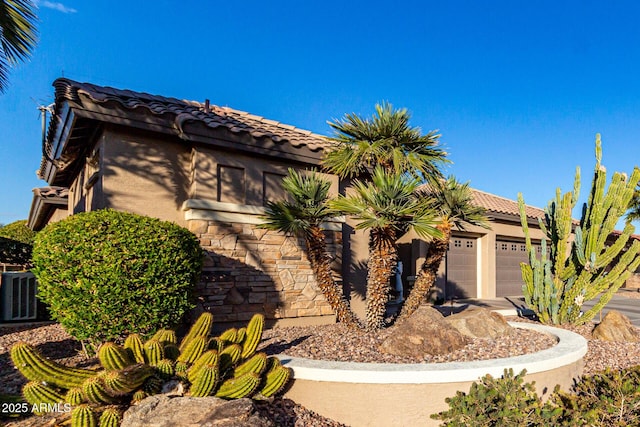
[1, 272, 38, 321]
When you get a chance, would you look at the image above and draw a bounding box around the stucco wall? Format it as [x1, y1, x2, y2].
[100, 128, 192, 226]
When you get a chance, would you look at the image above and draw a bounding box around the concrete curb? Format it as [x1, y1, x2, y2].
[278, 322, 587, 384]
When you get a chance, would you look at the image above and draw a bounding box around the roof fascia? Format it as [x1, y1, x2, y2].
[43, 102, 75, 183]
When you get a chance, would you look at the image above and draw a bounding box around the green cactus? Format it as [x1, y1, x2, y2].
[12, 310, 290, 426]
[175, 361, 190, 379]
[235, 327, 247, 344]
[177, 336, 208, 364]
[123, 334, 145, 364]
[219, 327, 238, 343]
[10, 342, 97, 388]
[98, 342, 135, 371]
[82, 377, 118, 404]
[65, 387, 85, 405]
[219, 344, 242, 373]
[131, 389, 147, 404]
[71, 404, 98, 427]
[163, 344, 180, 361]
[155, 358, 175, 379]
[259, 365, 291, 397]
[143, 375, 164, 394]
[234, 352, 268, 377]
[519, 135, 640, 325]
[22, 381, 65, 407]
[150, 328, 177, 345]
[189, 363, 219, 397]
[102, 364, 155, 396]
[215, 372, 261, 399]
[188, 350, 219, 383]
[241, 314, 264, 359]
[143, 339, 165, 366]
[98, 407, 122, 427]
[179, 312, 213, 353]
[208, 338, 223, 352]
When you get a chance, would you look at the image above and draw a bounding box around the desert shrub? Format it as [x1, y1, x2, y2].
[552, 366, 640, 426]
[434, 367, 640, 426]
[431, 369, 562, 426]
[0, 220, 36, 244]
[31, 209, 203, 350]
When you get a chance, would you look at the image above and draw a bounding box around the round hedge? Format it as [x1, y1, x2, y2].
[0, 220, 37, 244]
[32, 209, 203, 347]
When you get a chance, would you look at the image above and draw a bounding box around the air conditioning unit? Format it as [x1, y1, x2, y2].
[1, 272, 38, 321]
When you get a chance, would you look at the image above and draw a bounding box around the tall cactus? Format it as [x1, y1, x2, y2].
[519, 135, 640, 324]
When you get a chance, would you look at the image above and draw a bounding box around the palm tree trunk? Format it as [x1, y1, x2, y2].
[398, 222, 452, 320]
[366, 228, 397, 330]
[305, 226, 360, 328]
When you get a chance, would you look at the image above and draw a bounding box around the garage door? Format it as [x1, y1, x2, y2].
[496, 240, 540, 297]
[445, 236, 477, 299]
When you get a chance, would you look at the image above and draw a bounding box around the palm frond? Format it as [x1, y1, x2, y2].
[323, 102, 449, 180]
[330, 167, 442, 240]
[418, 176, 490, 230]
[0, 0, 38, 92]
[260, 169, 336, 237]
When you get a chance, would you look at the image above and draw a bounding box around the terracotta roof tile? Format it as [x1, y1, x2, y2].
[33, 186, 69, 200]
[471, 189, 546, 220]
[50, 78, 333, 152]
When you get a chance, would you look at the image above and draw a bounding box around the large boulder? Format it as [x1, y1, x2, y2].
[121, 395, 273, 427]
[380, 306, 468, 357]
[592, 310, 640, 342]
[444, 307, 513, 339]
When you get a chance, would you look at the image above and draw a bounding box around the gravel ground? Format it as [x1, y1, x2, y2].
[2, 309, 640, 426]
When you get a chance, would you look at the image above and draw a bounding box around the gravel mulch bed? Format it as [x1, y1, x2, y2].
[3, 313, 640, 426]
[258, 322, 556, 364]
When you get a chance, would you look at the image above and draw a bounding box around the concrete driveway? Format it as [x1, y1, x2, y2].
[453, 290, 640, 327]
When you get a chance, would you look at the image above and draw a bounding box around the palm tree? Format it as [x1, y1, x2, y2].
[398, 176, 489, 320]
[0, 0, 37, 93]
[261, 169, 360, 328]
[323, 102, 449, 183]
[330, 167, 442, 329]
[626, 184, 640, 224]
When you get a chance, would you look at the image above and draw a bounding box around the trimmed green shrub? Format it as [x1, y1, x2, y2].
[31, 209, 203, 350]
[0, 220, 37, 244]
[0, 220, 36, 267]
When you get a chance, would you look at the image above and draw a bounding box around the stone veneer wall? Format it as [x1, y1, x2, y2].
[185, 205, 342, 324]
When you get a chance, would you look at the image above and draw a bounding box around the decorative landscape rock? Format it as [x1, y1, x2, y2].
[444, 307, 513, 339]
[380, 306, 468, 357]
[592, 310, 640, 342]
[121, 395, 273, 427]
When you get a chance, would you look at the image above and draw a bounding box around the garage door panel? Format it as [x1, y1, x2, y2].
[446, 237, 477, 299]
[496, 240, 540, 297]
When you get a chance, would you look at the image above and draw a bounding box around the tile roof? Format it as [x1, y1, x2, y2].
[51, 78, 332, 152]
[471, 189, 546, 220]
[33, 186, 69, 200]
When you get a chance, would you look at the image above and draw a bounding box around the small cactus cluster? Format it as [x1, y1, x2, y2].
[10, 313, 291, 427]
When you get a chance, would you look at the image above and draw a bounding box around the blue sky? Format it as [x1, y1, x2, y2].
[2, 1, 640, 225]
